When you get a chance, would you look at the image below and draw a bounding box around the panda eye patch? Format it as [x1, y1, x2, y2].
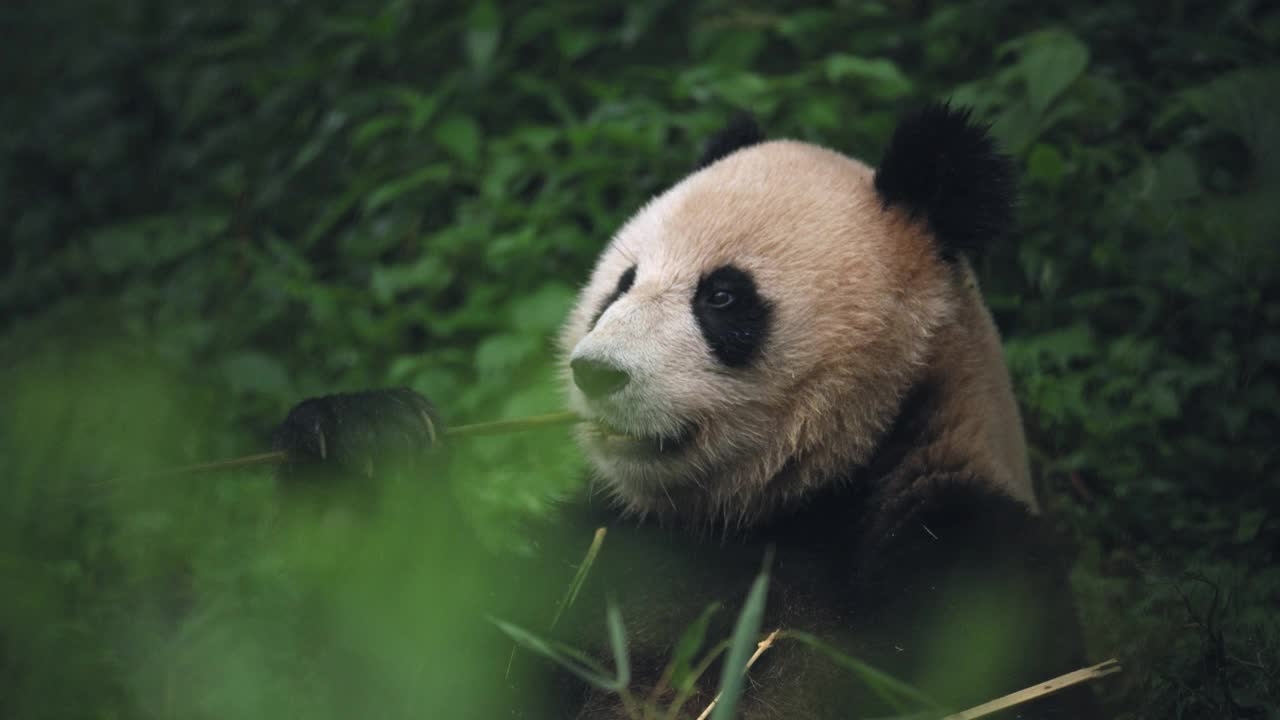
[693, 265, 772, 368]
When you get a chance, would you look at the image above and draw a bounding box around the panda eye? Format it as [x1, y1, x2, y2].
[707, 290, 736, 309]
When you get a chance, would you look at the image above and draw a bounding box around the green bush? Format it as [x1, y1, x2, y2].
[3, 2, 1277, 717]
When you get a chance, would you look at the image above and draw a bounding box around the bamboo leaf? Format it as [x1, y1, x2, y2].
[709, 549, 772, 720]
[605, 599, 631, 689]
[490, 618, 622, 691]
[669, 603, 720, 692]
[781, 631, 941, 713]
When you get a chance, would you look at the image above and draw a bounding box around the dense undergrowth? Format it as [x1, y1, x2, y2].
[2, 1, 1278, 717]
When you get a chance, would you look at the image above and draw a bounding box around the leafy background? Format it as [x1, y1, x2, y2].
[2, 1, 1278, 718]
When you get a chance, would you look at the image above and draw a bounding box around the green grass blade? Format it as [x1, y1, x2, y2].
[780, 630, 941, 713]
[605, 598, 631, 689]
[669, 602, 721, 692]
[550, 526, 606, 630]
[490, 617, 622, 691]
[710, 548, 773, 720]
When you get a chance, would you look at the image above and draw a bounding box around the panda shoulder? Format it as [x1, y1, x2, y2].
[856, 474, 1065, 582]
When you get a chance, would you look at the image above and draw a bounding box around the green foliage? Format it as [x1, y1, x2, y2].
[2, 1, 1278, 718]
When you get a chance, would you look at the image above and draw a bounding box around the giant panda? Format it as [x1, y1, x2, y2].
[273, 104, 1098, 718]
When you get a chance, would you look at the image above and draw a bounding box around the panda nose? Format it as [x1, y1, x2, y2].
[571, 357, 630, 399]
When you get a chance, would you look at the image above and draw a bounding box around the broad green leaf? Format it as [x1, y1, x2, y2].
[389, 86, 442, 131]
[370, 256, 449, 305]
[465, 2, 502, 70]
[474, 333, 539, 377]
[1018, 30, 1089, 113]
[220, 351, 291, 395]
[1149, 150, 1201, 205]
[557, 28, 599, 60]
[351, 115, 402, 149]
[364, 164, 451, 213]
[1027, 143, 1066, 187]
[778, 10, 832, 41]
[825, 54, 914, 99]
[990, 98, 1041, 155]
[434, 114, 483, 165]
[511, 283, 576, 334]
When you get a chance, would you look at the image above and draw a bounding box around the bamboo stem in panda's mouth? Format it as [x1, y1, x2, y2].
[446, 410, 581, 438]
[147, 411, 583, 476]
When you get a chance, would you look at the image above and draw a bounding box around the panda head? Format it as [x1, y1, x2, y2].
[559, 104, 1016, 525]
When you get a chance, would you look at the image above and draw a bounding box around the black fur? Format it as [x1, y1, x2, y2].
[590, 265, 637, 330]
[553, 481, 1094, 719]
[696, 113, 765, 170]
[873, 103, 1016, 260]
[693, 265, 773, 368]
[272, 381, 1098, 719]
[521, 375, 1094, 718]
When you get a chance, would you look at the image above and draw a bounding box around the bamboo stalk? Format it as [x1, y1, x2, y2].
[447, 410, 580, 438]
[942, 658, 1121, 720]
[153, 411, 582, 476]
[694, 629, 781, 720]
[152, 451, 288, 475]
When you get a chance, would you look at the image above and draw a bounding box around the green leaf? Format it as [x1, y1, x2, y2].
[1027, 143, 1066, 187]
[1147, 383, 1180, 419]
[364, 164, 451, 213]
[1018, 30, 1089, 114]
[710, 550, 772, 720]
[511, 283, 576, 335]
[605, 600, 631, 690]
[556, 28, 599, 61]
[669, 603, 720, 692]
[489, 619, 622, 691]
[465, 2, 502, 70]
[220, 351, 291, 395]
[351, 115, 402, 149]
[778, 9, 833, 41]
[87, 215, 226, 273]
[1235, 510, 1267, 544]
[990, 99, 1041, 155]
[824, 55, 914, 99]
[550, 528, 607, 630]
[434, 114, 483, 165]
[474, 333, 539, 378]
[1183, 67, 1280, 181]
[782, 631, 940, 712]
[370, 256, 449, 305]
[1148, 150, 1201, 205]
[389, 86, 442, 131]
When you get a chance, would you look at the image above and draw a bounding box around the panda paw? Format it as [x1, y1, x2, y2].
[272, 387, 442, 482]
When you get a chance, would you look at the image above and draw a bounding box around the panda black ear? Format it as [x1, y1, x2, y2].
[696, 113, 765, 170]
[873, 103, 1016, 260]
